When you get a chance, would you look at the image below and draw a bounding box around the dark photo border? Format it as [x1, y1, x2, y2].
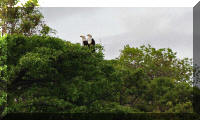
[1, 113, 200, 120]
[193, 1, 200, 116]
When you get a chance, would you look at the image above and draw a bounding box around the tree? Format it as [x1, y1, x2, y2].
[144, 77, 193, 112]
[4, 34, 110, 113]
[0, 0, 55, 36]
[0, 34, 194, 115]
[3, 35, 142, 114]
[119, 45, 193, 83]
[0, 35, 7, 116]
[117, 45, 193, 112]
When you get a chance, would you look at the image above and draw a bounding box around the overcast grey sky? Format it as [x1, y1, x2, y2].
[40, 7, 193, 60]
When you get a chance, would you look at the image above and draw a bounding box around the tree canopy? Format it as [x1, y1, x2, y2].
[0, 0, 55, 36]
[0, 35, 196, 117]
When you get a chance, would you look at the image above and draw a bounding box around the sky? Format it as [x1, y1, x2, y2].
[40, 7, 193, 60]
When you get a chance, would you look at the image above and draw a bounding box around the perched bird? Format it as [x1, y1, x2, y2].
[87, 34, 96, 52]
[80, 35, 88, 46]
[87, 34, 95, 46]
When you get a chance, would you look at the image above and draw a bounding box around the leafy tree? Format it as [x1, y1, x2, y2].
[0, 34, 194, 116]
[118, 45, 193, 112]
[4, 34, 113, 113]
[0, 0, 55, 36]
[144, 77, 193, 112]
[119, 45, 193, 83]
[0, 35, 7, 116]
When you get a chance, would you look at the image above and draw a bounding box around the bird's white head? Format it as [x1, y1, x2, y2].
[80, 35, 86, 38]
[87, 34, 92, 38]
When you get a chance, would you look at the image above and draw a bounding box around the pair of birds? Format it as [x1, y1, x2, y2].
[80, 34, 95, 47]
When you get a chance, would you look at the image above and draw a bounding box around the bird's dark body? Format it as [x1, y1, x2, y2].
[83, 41, 88, 46]
[89, 39, 96, 52]
[91, 38, 95, 45]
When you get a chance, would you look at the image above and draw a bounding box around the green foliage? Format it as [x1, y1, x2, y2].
[0, 35, 194, 114]
[0, 35, 7, 83]
[167, 101, 193, 113]
[5, 34, 112, 113]
[0, 35, 7, 116]
[0, 0, 55, 36]
[119, 45, 193, 83]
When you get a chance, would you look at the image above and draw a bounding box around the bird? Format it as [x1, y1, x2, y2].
[87, 34, 95, 46]
[80, 35, 88, 46]
[87, 34, 96, 52]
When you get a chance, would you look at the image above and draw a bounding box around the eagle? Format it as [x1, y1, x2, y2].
[87, 34, 95, 46]
[80, 35, 88, 46]
[87, 34, 96, 52]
